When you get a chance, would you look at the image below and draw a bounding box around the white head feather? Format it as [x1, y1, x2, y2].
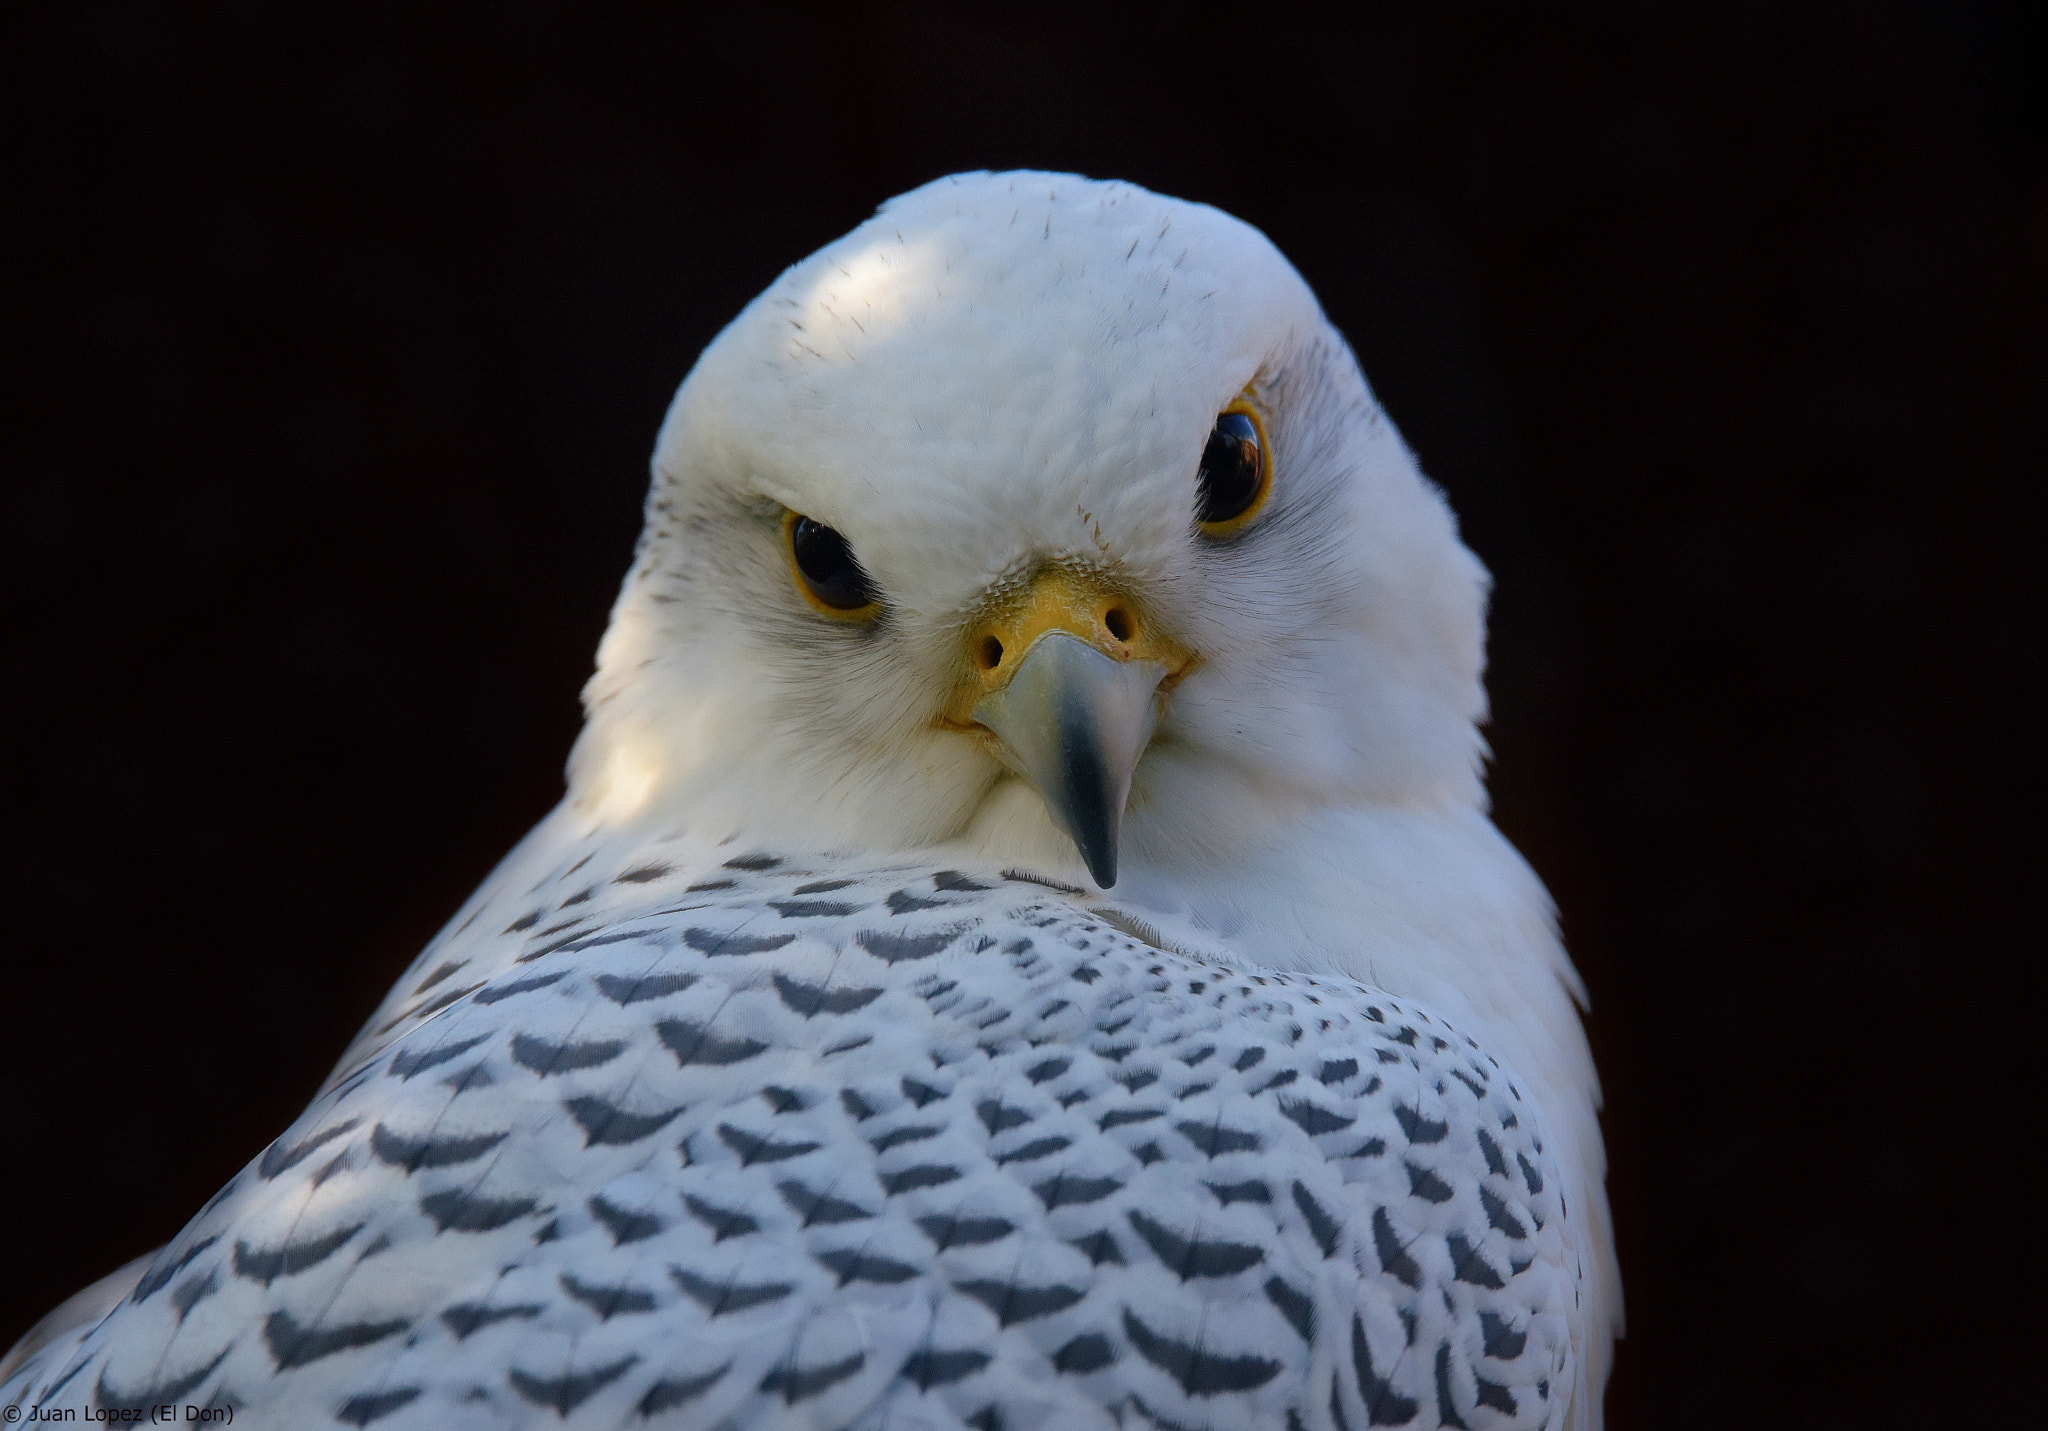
[570, 171, 1490, 867]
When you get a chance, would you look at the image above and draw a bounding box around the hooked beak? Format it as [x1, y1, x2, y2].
[973, 635, 1163, 887]
[945, 567, 1195, 888]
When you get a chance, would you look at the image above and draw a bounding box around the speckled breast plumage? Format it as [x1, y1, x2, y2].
[5, 849, 1581, 1429]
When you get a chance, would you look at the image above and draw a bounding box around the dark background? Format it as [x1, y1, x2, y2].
[4, 3, 2041, 1426]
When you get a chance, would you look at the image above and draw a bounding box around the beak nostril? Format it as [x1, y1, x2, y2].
[976, 635, 1005, 672]
[1103, 607, 1134, 643]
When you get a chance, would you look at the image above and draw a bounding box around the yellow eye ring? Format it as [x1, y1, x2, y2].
[783, 509, 883, 620]
[1195, 398, 1273, 539]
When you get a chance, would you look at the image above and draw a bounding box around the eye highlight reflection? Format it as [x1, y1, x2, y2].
[1195, 402, 1272, 537]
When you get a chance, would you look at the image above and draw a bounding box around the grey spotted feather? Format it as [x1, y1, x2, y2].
[4, 852, 1578, 1429]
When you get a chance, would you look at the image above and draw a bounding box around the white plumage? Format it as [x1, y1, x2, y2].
[4, 172, 1619, 1429]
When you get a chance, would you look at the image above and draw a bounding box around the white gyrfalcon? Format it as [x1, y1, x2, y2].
[4, 171, 1620, 1430]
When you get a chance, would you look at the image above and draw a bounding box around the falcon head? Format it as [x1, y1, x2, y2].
[570, 171, 1490, 888]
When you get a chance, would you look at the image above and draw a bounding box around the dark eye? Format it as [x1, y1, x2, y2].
[1196, 409, 1270, 534]
[787, 514, 880, 614]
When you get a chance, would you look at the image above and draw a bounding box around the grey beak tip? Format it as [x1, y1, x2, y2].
[1082, 845, 1118, 889]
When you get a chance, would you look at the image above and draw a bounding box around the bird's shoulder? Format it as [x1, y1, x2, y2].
[9, 850, 1584, 1429]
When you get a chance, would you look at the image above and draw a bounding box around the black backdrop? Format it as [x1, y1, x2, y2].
[4, 4, 2041, 1426]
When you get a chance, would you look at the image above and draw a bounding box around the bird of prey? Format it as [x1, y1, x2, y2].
[4, 171, 1619, 1429]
